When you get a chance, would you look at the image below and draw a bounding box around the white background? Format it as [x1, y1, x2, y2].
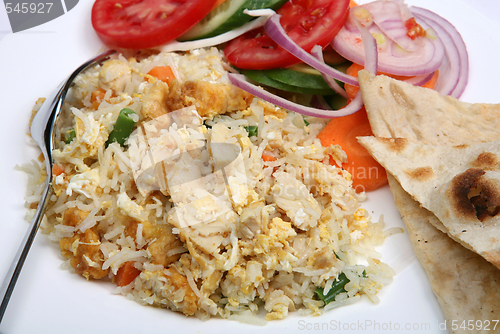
[0, 0, 499, 333]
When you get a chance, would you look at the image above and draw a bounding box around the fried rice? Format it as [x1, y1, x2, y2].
[20, 47, 400, 323]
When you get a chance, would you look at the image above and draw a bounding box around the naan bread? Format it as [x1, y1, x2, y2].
[358, 70, 500, 145]
[388, 175, 500, 330]
[357, 70, 500, 333]
[358, 137, 500, 269]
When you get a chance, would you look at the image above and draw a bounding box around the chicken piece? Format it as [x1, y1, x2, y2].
[124, 219, 140, 241]
[312, 246, 337, 269]
[238, 201, 264, 239]
[98, 59, 132, 93]
[59, 207, 108, 279]
[59, 228, 109, 280]
[62, 207, 89, 227]
[141, 80, 169, 119]
[124, 218, 184, 267]
[165, 80, 253, 118]
[272, 171, 322, 231]
[147, 227, 184, 267]
[162, 267, 199, 316]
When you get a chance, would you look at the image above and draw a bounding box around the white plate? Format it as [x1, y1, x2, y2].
[0, 1, 499, 333]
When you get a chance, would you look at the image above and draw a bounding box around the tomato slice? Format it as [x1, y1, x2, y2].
[91, 0, 219, 49]
[224, 0, 350, 70]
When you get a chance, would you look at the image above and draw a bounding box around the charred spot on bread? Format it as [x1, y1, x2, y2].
[448, 168, 500, 222]
[471, 152, 499, 170]
[378, 137, 408, 153]
[404, 166, 435, 182]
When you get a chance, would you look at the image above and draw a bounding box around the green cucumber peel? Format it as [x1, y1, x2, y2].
[179, 0, 288, 41]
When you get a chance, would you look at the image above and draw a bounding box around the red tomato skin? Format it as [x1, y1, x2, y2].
[225, 0, 350, 70]
[92, 0, 218, 49]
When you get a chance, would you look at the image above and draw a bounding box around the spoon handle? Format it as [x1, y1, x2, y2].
[0, 49, 116, 324]
[0, 183, 53, 322]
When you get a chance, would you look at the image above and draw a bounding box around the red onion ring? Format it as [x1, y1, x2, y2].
[357, 20, 378, 74]
[264, 14, 360, 87]
[311, 95, 337, 110]
[229, 13, 379, 118]
[411, 7, 469, 98]
[331, 1, 444, 77]
[404, 71, 436, 86]
[363, 1, 419, 52]
[228, 73, 363, 118]
[310, 45, 349, 99]
[263, 11, 439, 90]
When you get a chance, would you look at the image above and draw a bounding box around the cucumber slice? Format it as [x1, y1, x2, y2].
[241, 69, 335, 95]
[287, 61, 352, 76]
[179, 0, 288, 41]
[287, 63, 324, 76]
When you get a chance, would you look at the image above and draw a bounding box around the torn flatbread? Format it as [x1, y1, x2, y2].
[358, 137, 500, 269]
[357, 70, 500, 334]
[358, 70, 500, 145]
[389, 175, 500, 330]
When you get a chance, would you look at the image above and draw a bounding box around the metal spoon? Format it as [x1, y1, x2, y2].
[0, 49, 116, 322]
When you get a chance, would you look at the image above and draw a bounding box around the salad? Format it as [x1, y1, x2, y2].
[90, 0, 467, 192]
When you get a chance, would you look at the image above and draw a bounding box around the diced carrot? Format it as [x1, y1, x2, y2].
[91, 88, 106, 110]
[147, 66, 175, 85]
[262, 154, 277, 162]
[91, 88, 106, 102]
[52, 164, 65, 176]
[318, 105, 387, 193]
[115, 261, 141, 287]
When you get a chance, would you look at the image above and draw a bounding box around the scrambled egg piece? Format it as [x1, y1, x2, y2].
[66, 169, 100, 198]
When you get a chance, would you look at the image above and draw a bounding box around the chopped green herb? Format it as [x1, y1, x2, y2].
[315, 273, 349, 306]
[303, 118, 310, 127]
[64, 128, 76, 144]
[106, 108, 137, 147]
[244, 125, 258, 137]
[203, 120, 212, 129]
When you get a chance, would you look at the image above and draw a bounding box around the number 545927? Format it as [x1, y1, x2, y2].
[5, 2, 53, 14]
[451, 320, 498, 331]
